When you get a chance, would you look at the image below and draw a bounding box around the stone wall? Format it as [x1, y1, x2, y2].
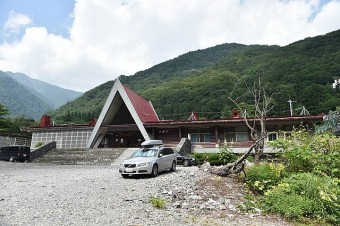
[30, 141, 56, 161]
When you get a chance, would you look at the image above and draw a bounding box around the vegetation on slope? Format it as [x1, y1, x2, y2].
[49, 81, 113, 124]
[0, 72, 53, 119]
[0, 104, 35, 136]
[50, 29, 340, 123]
[6, 71, 83, 108]
[245, 130, 340, 225]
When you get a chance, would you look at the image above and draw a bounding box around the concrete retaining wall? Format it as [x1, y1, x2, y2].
[30, 141, 56, 161]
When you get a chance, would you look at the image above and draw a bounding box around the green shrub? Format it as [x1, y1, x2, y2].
[271, 130, 340, 178]
[35, 142, 44, 148]
[261, 173, 340, 224]
[245, 162, 285, 194]
[149, 196, 166, 208]
[219, 146, 237, 164]
[192, 152, 236, 166]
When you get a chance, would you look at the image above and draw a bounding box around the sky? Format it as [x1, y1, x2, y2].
[0, 0, 340, 92]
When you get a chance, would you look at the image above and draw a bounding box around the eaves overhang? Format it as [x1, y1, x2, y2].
[143, 115, 324, 128]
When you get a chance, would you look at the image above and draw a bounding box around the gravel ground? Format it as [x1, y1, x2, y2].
[0, 161, 290, 226]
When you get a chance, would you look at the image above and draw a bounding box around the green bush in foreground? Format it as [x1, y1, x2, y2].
[271, 130, 340, 178]
[245, 163, 285, 194]
[260, 173, 340, 224]
[244, 130, 340, 225]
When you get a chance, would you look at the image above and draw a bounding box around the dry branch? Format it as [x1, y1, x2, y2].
[207, 137, 266, 177]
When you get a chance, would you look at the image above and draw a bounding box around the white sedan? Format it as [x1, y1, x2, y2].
[118, 140, 177, 178]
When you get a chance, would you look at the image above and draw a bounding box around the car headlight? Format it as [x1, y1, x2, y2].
[137, 162, 149, 167]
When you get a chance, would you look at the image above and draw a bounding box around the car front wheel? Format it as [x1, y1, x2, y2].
[183, 160, 190, 167]
[151, 164, 158, 177]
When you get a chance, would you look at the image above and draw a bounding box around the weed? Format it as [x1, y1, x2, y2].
[261, 173, 339, 225]
[245, 162, 284, 194]
[149, 196, 166, 209]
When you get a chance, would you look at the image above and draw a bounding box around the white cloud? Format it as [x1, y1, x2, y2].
[312, 0, 340, 35]
[4, 11, 32, 34]
[0, 0, 340, 92]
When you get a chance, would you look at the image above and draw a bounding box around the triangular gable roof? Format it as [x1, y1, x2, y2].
[86, 79, 158, 148]
[122, 85, 159, 122]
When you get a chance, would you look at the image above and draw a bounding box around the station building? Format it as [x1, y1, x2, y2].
[27, 79, 324, 152]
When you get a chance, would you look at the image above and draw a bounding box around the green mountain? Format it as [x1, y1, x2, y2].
[5, 72, 82, 108]
[50, 29, 340, 123]
[0, 71, 53, 119]
[0, 71, 83, 119]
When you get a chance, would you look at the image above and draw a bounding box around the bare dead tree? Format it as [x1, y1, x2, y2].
[228, 77, 275, 162]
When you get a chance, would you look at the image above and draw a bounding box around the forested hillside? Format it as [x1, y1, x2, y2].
[49, 81, 113, 123]
[0, 72, 53, 119]
[50, 29, 340, 123]
[0, 71, 83, 119]
[6, 72, 82, 108]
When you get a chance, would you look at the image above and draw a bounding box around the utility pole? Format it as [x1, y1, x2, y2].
[288, 99, 296, 116]
[332, 79, 340, 92]
[299, 106, 310, 115]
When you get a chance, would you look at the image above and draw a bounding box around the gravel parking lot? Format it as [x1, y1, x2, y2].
[0, 161, 290, 226]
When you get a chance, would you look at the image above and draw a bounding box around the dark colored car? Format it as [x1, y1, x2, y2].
[0, 146, 30, 162]
[176, 153, 196, 167]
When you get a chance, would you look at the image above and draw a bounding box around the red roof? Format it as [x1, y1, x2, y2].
[123, 85, 159, 122]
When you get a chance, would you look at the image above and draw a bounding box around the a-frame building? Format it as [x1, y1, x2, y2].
[86, 79, 159, 148]
[26, 79, 325, 151]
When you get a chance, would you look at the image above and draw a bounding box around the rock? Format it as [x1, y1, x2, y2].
[188, 195, 203, 200]
[254, 208, 262, 214]
[217, 197, 226, 204]
[228, 204, 237, 211]
[181, 202, 189, 209]
[219, 204, 227, 210]
[172, 202, 181, 208]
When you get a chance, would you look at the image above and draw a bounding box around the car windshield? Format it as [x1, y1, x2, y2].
[131, 148, 158, 157]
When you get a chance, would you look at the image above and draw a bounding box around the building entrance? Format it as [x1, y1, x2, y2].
[105, 131, 143, 148]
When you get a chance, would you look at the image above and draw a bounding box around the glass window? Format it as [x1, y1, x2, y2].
[236, 132, 248, 142]
[225, 132, 249, 142]
[267, 132, 278, 141]
[190, 133, 210, 143]
[132, 149, 158, 157]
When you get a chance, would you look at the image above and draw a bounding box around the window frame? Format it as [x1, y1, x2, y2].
[189, 133, 211, 143]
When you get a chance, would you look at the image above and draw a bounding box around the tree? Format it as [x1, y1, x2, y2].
[7, 116, 36, 135]
[0, 104, 10, 132]
[229, 77, 275, 162]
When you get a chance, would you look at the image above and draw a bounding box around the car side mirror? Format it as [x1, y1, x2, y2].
[159, 154, 163, 158]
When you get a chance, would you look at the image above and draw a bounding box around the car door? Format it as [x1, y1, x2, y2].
[158, 149, 168, 171]
[164, 148, 175, 169]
